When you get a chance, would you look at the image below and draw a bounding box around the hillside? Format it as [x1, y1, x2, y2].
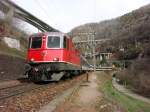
[70, 4, 150, 97]
[70, 4, 150, 60]
[70, 4, 150, 41]
[0, 18, 28, 58]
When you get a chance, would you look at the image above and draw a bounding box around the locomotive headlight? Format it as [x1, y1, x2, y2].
[53, 57, 59, 61]
[31, 58, 34, 61]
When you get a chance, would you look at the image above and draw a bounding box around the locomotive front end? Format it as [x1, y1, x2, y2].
[25, 32, 81, 82]
[27, 33, 62, 63]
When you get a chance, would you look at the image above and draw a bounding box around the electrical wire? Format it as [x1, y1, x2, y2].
[33, 0, 58, 30]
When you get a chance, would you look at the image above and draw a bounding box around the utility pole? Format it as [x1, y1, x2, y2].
[84, 32, 96, 71]
[92, 32, 96, 72]
[73, 32, 109, 71]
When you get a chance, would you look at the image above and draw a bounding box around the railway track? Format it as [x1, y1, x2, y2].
[0, 74, 86, 112]
[0, 82, 50, 100]
[0, 77, 71, 101]
[0, 78, 30, 89]
[0, 74, 85, 101]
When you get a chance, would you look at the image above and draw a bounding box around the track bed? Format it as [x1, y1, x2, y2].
[0, 73, 86, 112]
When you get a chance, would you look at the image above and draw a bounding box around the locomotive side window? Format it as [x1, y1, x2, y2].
[63, 36, 68, 49]
[31, 37, 42, 49]
[28, 38, 31, 49]
[47, 36, 60, 48]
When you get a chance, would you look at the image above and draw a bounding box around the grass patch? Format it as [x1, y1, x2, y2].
[0, 42, 26, 59]
[97, 72, 150, 112]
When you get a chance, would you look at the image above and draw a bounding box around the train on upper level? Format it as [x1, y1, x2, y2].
[24, 32, 90, 82]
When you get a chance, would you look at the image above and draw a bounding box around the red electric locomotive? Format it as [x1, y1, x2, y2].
[24, 32, 82, 82]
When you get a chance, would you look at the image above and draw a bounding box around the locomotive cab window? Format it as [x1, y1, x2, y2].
[30, 37, 42, 49]
[47, 36, 60, 48]
[63, 36, 68, 49]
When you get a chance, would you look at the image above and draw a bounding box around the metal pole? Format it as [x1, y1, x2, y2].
[93, 33, 96, 72]
[86, 71, 89, 82]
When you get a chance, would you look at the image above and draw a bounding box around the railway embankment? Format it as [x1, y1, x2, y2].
[0, 74, 85, 112]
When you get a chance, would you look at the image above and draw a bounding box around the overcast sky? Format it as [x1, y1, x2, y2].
[12, 0, 150, 33]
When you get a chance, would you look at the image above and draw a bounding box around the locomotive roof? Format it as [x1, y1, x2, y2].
[30, 32, 70, 38]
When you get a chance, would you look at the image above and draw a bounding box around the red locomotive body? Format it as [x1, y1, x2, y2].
[25, 32, 81, 82]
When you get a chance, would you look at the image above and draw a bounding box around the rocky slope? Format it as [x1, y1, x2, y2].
[0, 14, 28, 80]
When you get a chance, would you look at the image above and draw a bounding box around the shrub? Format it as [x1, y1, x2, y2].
[116, 59, 150, 97]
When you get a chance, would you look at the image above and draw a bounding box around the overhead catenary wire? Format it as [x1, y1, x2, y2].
[34, 0, 59, 31]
